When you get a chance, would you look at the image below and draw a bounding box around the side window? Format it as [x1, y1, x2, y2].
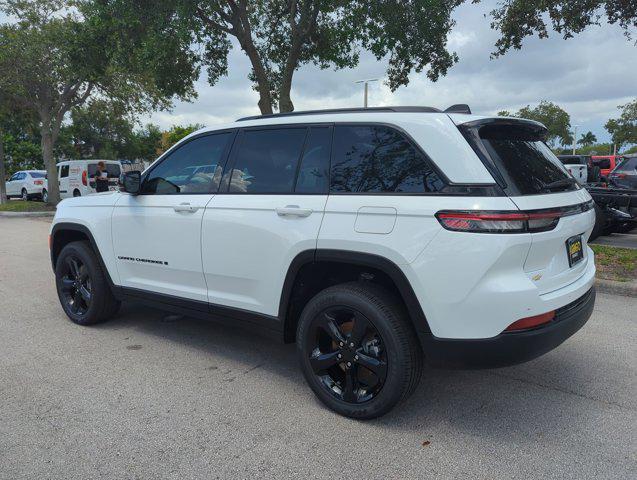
[9, 173, 19, 181]
[60, 166, 69, 178]
[295, 126, 331, 194]
[330, 125, 444, 193]
[142, 132, 233, 195]
[228, 128, 307, 193]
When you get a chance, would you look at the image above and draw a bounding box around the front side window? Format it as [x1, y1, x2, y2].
[60, 166, 69, 178]
[228, 128, 307, 193]
[9, 173, 20, 181]
[330, 125, 444, 193]
[592, 158, 611, 169]
[142, 132, 233, 195]
[88, 163, 121, 178]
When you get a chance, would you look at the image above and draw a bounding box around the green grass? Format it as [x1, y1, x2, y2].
[0, 200, 56, 212]
[590, 244, 637, 282]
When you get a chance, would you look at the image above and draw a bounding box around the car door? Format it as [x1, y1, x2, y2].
[202, 125, 331, 316]
[111, 131, 235, 303]
[59, 165, 70, 198]
[6, 172, 20, 196]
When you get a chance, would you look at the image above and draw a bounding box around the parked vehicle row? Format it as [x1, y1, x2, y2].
[4, 160, 122, 202]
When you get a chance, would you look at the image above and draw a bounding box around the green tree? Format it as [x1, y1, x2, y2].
[101, 0, 463, 114]
[605, 100, 637, 151]
[129, 124, 164, 162]
[161, 124, 204, 152]
[577, 131, 597, 147]
[63, 99, 136, 159]
[0, 0, 198, 204]
[508, 101, 572, 148]
[478, 1, 637, 56]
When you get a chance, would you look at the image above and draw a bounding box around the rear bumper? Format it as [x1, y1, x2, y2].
[423, 287, 596, 369]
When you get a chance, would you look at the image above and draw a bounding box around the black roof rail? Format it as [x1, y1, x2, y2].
[236, 106, 442, 121]
[444, 104, 472, 114]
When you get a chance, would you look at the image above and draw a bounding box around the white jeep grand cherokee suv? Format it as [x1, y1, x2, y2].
[50, 106, 596, 419]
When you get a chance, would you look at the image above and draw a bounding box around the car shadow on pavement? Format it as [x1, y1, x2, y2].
[97, 301, 602, 442]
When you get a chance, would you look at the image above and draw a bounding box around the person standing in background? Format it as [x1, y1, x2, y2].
[94, 161, 109, 193]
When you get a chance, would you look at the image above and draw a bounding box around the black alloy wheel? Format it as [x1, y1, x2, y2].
[297, 282, 423, 419]
[55, 241, 120, 325]
[58, 255, 92, 316]
[307, 306, 388, 404]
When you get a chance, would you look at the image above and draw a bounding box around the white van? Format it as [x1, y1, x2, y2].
[46, 160, 122, 200]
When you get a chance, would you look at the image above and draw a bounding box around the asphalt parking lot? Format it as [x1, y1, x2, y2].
[591, 231, 637, 249]
[1, 217, 636, 479]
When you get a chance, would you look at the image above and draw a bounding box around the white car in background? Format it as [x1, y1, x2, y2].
[43, 160, 122, 200]
[5, 170, 47, 201]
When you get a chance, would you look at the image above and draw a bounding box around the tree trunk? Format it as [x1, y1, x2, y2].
[0, 129, 7, 204]
[41, 129, 60, 205]
[278, 74, 294, 113]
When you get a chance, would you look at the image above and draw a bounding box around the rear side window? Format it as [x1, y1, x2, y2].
[468, 124, 576, 196]
[330, 125, 444, 193]
[592, 158, 611, 169]
[87, 163, 121, 178]
[229, 128, 307, 193]
[29, 172, 46, 178]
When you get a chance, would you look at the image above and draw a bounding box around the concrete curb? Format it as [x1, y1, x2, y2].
[596, 278, 637, 297]
[0, 211, 55, 218]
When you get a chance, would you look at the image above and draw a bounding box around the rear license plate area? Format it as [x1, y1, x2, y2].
[566, 235, 584, 267]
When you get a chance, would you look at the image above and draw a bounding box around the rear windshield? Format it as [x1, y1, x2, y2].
[614, 157, 637, 172]
[468, 124, 577, 196]
[29, 172, 46, 178]
[87, 163, 121, 178]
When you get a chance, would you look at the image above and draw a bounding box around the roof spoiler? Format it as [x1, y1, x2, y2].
[444, 104, 472, 114]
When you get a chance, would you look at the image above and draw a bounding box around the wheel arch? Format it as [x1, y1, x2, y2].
[50, 222, 119, 295]
[279, 249, 431, 346]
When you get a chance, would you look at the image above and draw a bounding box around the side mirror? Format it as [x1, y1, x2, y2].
[119, 171, 141, 195]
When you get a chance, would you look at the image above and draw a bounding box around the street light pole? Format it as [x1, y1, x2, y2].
[354, 78, 379, 108]
[572, 125, 579, 155]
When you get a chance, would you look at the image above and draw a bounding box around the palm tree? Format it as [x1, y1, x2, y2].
[577, 131, 597, 146]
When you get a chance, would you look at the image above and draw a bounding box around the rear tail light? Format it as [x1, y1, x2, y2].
[505, 311, 555, 332]
[436, 201, 593, 234]
[33, 180, 43, 185]
[82, 170, 87, 186]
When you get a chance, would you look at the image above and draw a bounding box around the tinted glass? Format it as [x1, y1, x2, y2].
[616, 158, 637, 172]
[229, 128, 307, 193]
[87, 163, 121, 178]
[142, 132, 232, 194]
[592, 158, 611, 169]
[29, 172, 46, 178]
[330, 125, 444, 193]
[60, 166, 69, 178]
[477, 125, 576, 195]
[295, 127, 331, 194]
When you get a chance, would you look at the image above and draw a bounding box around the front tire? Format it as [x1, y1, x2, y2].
[42, 189, 48, 203]
[55, 241, 120, 325]
[297, 282, 422, 419]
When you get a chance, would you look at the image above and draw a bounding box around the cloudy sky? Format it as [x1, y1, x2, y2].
[144, 1, 637, 144]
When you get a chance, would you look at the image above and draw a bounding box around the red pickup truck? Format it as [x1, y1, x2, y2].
[591, 155, 625, 178]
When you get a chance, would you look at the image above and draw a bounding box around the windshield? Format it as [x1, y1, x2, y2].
[87, 163, 121, 178]
[464, 123, 578, 196]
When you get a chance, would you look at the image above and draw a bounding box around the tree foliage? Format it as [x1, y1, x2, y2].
[479, 1, 637, 56]
[578, 131, 597, 146]
[161, 124, 204, 152]
[502, 101, 573, 148]
[0, 0, 199, 203]
[605, 99, 637, 150]
[100, 0, 463, 114]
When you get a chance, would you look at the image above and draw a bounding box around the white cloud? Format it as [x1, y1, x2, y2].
[142, 1, 637, 143]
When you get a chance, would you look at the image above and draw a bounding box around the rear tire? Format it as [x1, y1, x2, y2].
[55, 241, 120, 325]
[21, 188, 28, 201]
[73, 189, 81, 197]
[589, 203, 605, 241]
[297, 282, 423, 419]
[42, 189, 48, 203]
